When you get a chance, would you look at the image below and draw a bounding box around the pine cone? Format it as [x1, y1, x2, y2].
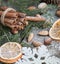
[41, 0, 60, 4]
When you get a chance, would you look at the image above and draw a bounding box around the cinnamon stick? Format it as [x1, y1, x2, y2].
[0, 11, 17, 18]
[5, 22, 23, 30]
[0, 17, 17, 25]
[25, 16, 46, 22]
[0, 6, 28, 34]
[0, 11, 27, 18]
[5, 23, 15, 28]
[19, 18, 26, 24]
[0, 17, 25, 29]
[17, 17, 28, 26]
[17, 12, 26, 18]
[4, 18, 16, 25]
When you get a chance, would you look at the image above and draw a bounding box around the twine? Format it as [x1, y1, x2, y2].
[1, 8, 16, 25]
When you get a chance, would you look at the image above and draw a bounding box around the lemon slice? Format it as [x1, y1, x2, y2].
[49, 19, 60, 40]
[0, 42, 22, 63]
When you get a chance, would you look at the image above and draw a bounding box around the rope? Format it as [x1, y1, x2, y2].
[1, 8, 16, 25]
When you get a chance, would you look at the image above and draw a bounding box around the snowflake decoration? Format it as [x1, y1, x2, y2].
[15, 45, 60, 64]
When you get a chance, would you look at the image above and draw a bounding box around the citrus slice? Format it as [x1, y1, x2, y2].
[49, 19, 60, 40]
[0, 42, 22, 63]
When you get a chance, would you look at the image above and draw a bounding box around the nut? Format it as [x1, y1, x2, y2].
[56, 10, 60, 17]
[28, 33, 34, 42]
[28, 6, 36, 11]
[44, 37, 52, 45]
[38, 30, 49, 36]
[38, 3, 47, 9]
[32, 41, 43, 47]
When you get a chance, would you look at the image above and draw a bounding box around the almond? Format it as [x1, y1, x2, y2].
[28, 33, 34, 42]
[32, 41, 43, 47]
[56, 10, 60, 17]
[44, 37, 52, 45]
[38, 30, 49, 36]
[28, 6, 36, 11]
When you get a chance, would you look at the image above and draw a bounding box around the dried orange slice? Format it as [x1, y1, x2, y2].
[0, 42, 22, 63]
[49, 19, 60, 40]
